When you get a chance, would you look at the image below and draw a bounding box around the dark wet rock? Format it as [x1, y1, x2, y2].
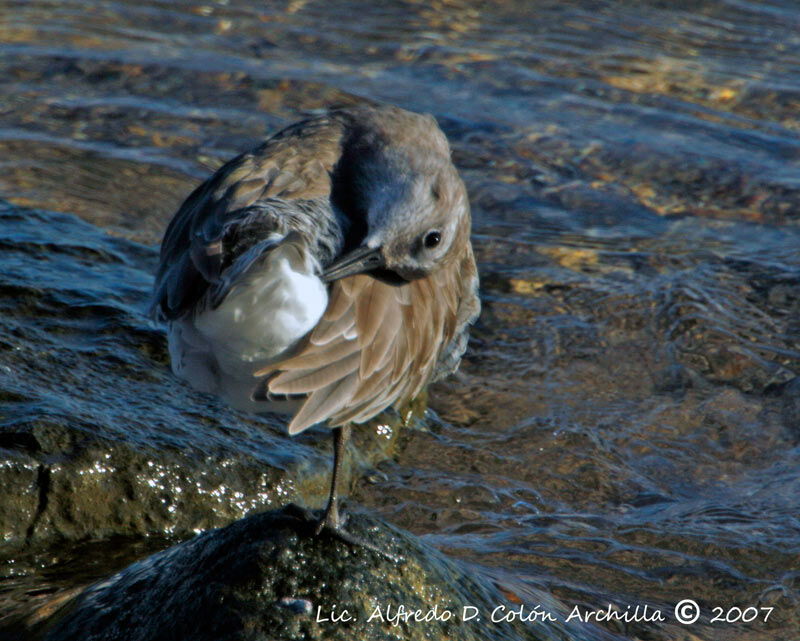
[27, 506, 579, 641]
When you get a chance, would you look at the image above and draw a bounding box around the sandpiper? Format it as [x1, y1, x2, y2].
[151, 104, 480, 549]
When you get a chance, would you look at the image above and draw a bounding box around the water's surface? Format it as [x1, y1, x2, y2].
[1, 1, 800, 639]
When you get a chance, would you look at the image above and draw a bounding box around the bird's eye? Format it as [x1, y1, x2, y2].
[423, 230, 441, 249]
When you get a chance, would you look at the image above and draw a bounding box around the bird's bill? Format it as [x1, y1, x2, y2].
[321, 245, 385, 282]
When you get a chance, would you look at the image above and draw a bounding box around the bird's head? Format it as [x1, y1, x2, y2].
[324, 114, 469, 285]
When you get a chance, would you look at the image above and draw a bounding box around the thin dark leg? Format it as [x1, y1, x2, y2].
[313, 424, 403, 563]
[316, 424, 350, 533]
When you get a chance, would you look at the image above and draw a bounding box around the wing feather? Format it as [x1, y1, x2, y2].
[347, 375, 408, 425]
[348, 369, 393, 407]
[269, 352, 360, 395]
[310, 307, 356, 345]
[361, 306, 402, 378]
[287, 374, 359, 435]
[354, 278, 393, 347]
[323, 283, 353, 322]
[260, 336, 358, 373]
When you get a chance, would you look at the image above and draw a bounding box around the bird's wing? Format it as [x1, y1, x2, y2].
[432, 243, 481, 381]
[263, 253, 467, 435]
[151, 115, 346, 320]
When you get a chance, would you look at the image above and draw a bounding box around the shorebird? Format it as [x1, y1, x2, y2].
[151, 104, 480, 550]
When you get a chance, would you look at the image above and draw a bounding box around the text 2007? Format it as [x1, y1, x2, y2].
[710, 606, 773, 624]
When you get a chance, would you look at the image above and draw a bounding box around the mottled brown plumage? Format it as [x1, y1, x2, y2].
[152, 104, 479, 549]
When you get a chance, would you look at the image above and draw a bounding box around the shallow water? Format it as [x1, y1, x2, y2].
[1, 0, 799, 639]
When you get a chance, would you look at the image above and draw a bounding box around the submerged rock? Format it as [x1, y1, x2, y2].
[27, 505, 579, 641]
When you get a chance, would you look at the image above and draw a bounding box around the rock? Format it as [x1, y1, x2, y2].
[26, 505, 574, 641]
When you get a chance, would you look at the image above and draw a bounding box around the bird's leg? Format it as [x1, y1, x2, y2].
[314, 424, 403, 563]
[316, 424, 350, 533]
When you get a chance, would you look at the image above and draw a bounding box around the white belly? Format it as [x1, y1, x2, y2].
[167, 242, 328, 413]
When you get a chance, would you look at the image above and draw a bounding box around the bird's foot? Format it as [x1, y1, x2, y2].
[315, 510, 404, 564]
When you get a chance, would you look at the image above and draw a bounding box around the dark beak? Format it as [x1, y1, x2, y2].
[321, 246, 385, 282]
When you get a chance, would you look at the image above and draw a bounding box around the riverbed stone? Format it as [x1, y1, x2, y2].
[31, 505, 562, 641]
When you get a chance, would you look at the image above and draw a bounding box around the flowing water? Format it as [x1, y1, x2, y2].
[1, 1, 799, 639]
